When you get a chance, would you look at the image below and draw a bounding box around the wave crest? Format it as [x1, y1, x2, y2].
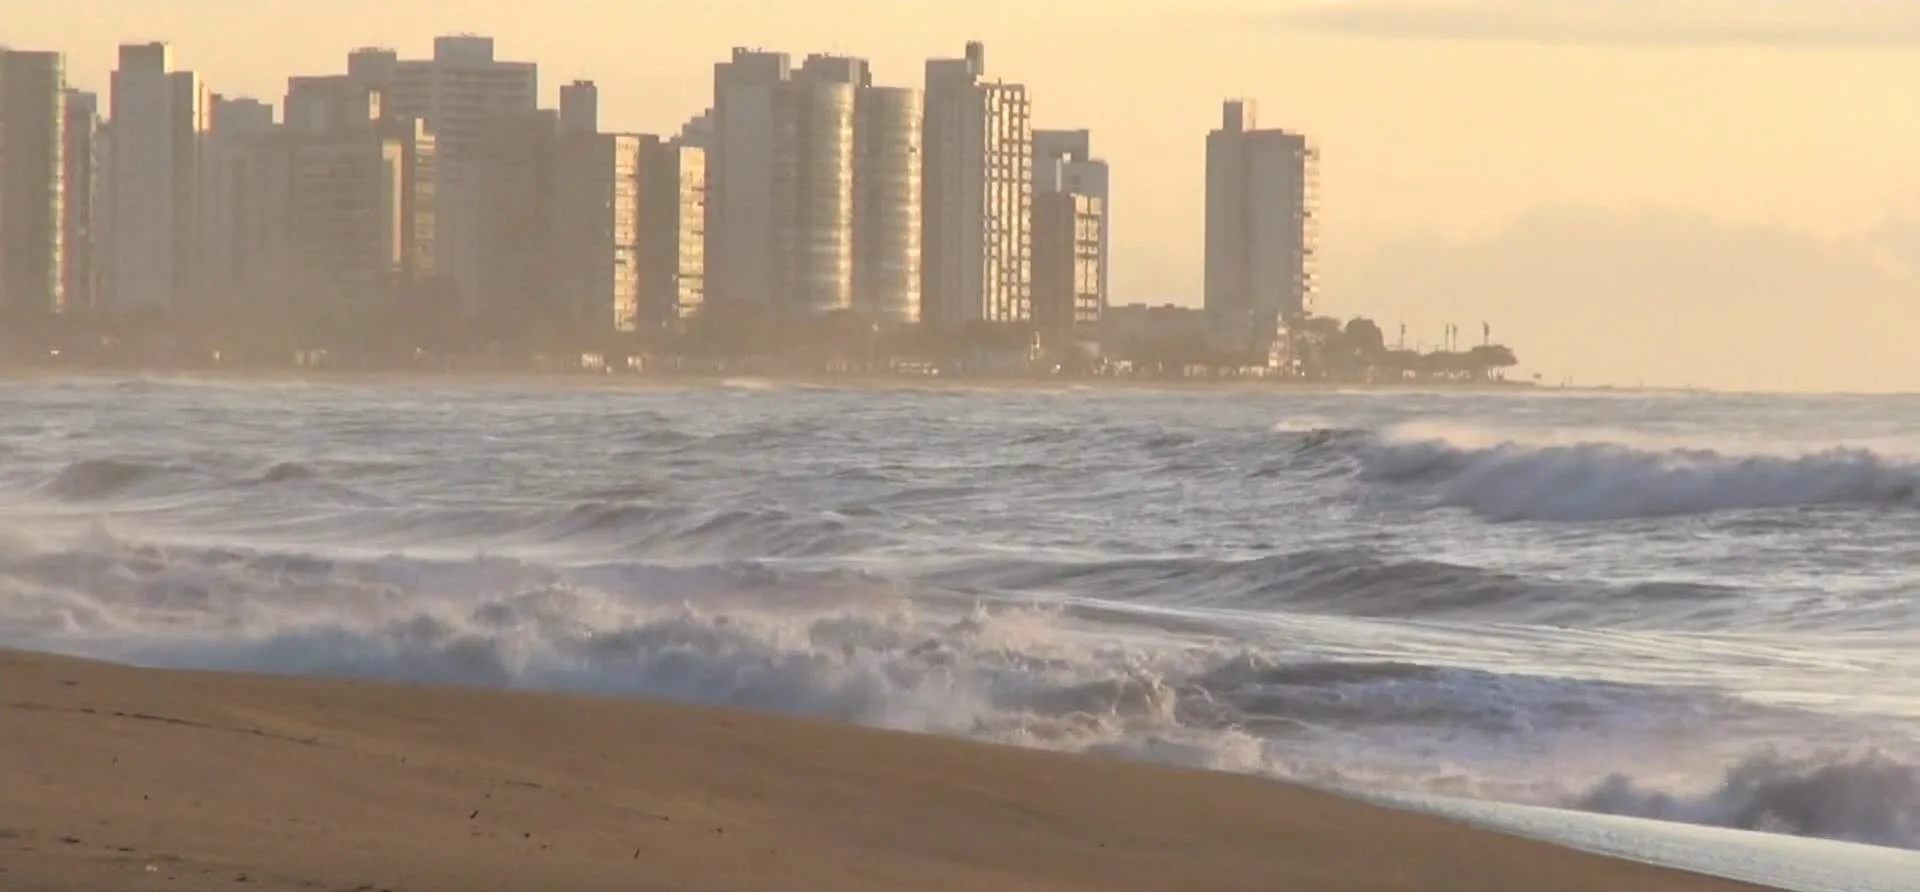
[1321, 430, 1920, 521]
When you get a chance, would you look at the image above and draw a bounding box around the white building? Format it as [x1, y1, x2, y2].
[342, 37, 537, 311]
[921, 41, 1031, 329]
[1203, 99, 1316, 358]
[107, 42, 208, 316]
[1034, 128, 1109, 320]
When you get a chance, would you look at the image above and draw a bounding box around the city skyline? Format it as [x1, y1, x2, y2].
[12, 1, 1920, 389]
[4, 28, 1349, 383]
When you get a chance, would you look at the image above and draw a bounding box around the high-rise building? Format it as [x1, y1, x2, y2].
[0, 49, 68, 316]
[706, 49, 879, 322]
[706, 48, 793, 317]
[921, 41, 1031, 329]
[637, 135, 706, 330]
[202, 94, 275, 311]
[107, 42, 208, 316]
[1031, 191, 1103, 348]
[552, 88, 640, 336]
[61, 89, 99, 315]
[852, 86, 921, 325]
[1034, 128, 1109, 320]
[559, 80, 598, 135]
[472, 105, 640, 343]
[789, 61, 856, 317]
[1203, 99, 1316, 358]
[339, 37, 537, 311]
[281, 78, 424, 322]
[472, 110, 559, 334]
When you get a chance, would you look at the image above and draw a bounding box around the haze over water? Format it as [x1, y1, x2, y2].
[2, 377, 1919, 887]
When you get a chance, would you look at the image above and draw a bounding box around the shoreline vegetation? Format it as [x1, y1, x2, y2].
[0, 650, 1775, 892]
[0, 309, 1531, 386]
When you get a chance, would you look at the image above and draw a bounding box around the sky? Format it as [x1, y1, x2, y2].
[6, 0, 1920, 391]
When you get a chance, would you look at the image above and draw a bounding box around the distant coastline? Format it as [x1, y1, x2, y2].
[0, 360, 1545, 394]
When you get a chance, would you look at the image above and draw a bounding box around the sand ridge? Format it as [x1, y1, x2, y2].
[0, 650, 1774, 891]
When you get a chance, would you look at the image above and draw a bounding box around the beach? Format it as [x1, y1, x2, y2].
[0, 650, 1773, 892]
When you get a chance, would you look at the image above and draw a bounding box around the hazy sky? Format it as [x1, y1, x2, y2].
[9, 0, 1920, 391]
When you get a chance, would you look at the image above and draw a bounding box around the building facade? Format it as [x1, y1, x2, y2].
[471, 109, 559, 335]
[1034, 128, 1109, 322]
[706, 48, 792, 318]
[921, 42, 1031, 329]
[852, 85, 921, 325]
[202, 94, 275, 311]
[61, 88, 99, 315]
[107, 42, 208, 316]
[1203, 99, 1317, 358]
[0, 49, 67, 316]
[283, 81, 413, 324]
[1031, 191, 1103, 347]
[637, 135, 706, 331]
[341, 37, 537, 312]
[788, 75, 855, 317]
[553, 129, 641, 336]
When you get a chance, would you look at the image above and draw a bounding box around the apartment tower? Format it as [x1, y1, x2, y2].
[1203, 99, 1317, 358]
[706, 48, 793, 318]
[553, 84, 642, 336]
[281, 77, 430, 322]
[637, 134, 707, 330]
[0, 49, 67, 316]
[61, 89, 99, 315]
[340, 37, 536, 311]
[852, 85, 921, 325]
[1033, 128, 1109, 321]
[921, 41, 1031, 329]
[107, 42, 209, 316]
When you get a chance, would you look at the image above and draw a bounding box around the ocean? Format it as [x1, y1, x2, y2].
[3, 375, 1918, 889]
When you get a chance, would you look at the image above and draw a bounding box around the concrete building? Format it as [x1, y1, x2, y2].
[1203, 99, 1317, 358]
[559, 80, 598, 134]
[852, 86, 921, 325]
[107, 42, 209, 316]
[705, 49, 879, 322]
[61, 89, 99, 315]
[1031, 191, 1103, 347]
[0, 49, 67, 316]
[202, 95, 275, 311]
[552, 91, 640, 335]
[471, 103, 641, 343]
[340, 37, 537, 311]
[471, 110, 558, 334]
[637, 135, 706, 330]
[706, 48, 793, 317]
[281, 78, 424, 322]
[788, 67, 855, 317]
[921, 41, 1031, 329]
[1034, 128, 1109, 320]
[224, 126, 294, 316]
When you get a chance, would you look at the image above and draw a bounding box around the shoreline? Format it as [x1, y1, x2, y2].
[0, 363, 1616, 396]
[0, 649, 1777, 892]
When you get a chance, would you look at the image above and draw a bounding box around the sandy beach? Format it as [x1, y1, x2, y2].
[0, 650, 1775, 892]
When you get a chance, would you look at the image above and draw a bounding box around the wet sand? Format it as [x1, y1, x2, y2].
[0, 650, 1772, 891]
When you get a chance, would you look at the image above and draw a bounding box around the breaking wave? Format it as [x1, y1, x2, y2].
[1, 527, 1911, 849]
[5, 379, 1920, 861]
